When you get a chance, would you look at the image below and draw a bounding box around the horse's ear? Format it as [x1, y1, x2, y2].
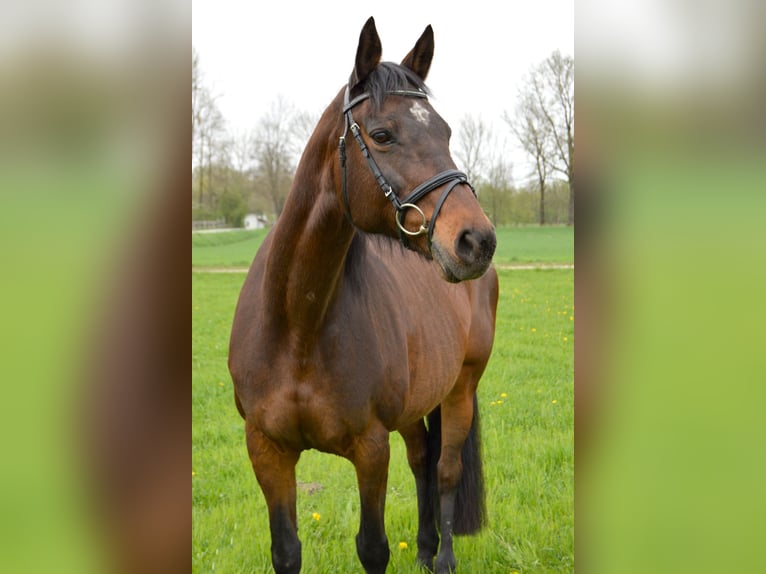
[401, 25, 434, 81]
[350, 17, 382, 90]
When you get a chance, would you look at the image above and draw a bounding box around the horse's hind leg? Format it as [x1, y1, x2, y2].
[399, 420, 439, 571]
[350, 427, 391, 574]
[435, 379, 480, 574]
[246, 423, 301, 574]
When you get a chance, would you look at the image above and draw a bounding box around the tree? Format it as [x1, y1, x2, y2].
[229, 128, 257, 174]
[507, 51, 574, 225]
[537, 51, 574, 225]
[479, 153, 514, 226]
[192, 48, 227, 211]
[252, 96, 302, 218]
[218, 182, 248, 227]
[505, 95, 551, 225]
[453, 115, 491, 184]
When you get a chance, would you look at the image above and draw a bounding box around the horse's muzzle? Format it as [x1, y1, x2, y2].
[432, 227, 496, 283]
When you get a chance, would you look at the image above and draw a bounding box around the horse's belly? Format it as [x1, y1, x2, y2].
[396, 365, 461, 427]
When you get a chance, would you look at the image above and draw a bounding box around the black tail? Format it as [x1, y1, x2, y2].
[426, 394, 486, 535]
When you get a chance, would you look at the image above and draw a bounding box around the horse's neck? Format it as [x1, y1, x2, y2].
[262, 146, 354, 350]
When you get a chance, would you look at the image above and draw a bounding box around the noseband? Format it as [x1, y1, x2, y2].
[338, 87, 476, 246]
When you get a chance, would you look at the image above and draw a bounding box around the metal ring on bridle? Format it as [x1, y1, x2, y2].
[395, 203, 428, 236]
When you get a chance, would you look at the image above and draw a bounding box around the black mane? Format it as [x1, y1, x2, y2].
[352, 62, 429, 110]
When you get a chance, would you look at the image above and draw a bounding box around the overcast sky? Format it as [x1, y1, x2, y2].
[192, 1, 573, 183]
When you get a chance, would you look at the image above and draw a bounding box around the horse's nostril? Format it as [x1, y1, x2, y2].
[455, 230, 479, 263]
[455, 229, 496, 266]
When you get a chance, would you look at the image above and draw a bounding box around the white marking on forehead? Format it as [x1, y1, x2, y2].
[410, 101, 431, 126]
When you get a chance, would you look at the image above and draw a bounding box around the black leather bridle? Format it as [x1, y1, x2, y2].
[338, 86, 476, 246]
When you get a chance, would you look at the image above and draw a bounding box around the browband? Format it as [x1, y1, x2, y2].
[343, 89, 428, 114]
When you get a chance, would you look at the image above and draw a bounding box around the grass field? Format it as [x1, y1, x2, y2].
[192, 226, 573, 268]
[192, 228, 574, 573]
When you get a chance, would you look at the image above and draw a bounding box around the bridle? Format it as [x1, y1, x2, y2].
[338, 86, 476, 247]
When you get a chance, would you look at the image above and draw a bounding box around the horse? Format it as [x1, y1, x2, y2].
[228, 17, 498, 574]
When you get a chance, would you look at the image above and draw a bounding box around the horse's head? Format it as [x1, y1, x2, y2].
[337, 17, 496, 283]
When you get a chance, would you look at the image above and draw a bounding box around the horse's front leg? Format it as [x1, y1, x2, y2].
[351, 427, 391, 574]
[399, 420, 439, 571]
[246, 423, 302, 574]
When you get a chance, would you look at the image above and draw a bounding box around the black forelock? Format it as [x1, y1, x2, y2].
[351, 62, 429, 110]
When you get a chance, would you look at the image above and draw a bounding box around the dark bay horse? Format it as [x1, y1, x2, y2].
[229, 17, 498, 574]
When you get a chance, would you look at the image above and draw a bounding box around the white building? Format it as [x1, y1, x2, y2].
[243, 214, 268, 230]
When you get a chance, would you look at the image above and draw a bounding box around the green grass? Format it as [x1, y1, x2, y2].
[193, 264, 573, 572]
[192, 229, 270, 267]
[492, 226, 573, 265]
[192, 226, 573, 268]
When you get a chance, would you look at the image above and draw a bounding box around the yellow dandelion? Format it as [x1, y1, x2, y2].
[398, 541, 408, 550]
[312, 512, 321, 521]
[192, 470, 196, 477]
[569, 316, 574, 321]
[552, 400, 558, 404]
[497, 400, 503, 405]
[500, 392, 508, 398]
[490, 401, 497, 406]
[563, 337, 568, 342]
[531, 328, 537, 333]
[218, 381, 225, 387]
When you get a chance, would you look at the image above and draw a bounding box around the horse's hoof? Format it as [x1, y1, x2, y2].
[416, 552, 434, 572]
[435, 553, 457, 574]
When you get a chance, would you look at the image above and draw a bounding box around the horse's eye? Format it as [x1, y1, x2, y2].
[370, 130, 394, 145]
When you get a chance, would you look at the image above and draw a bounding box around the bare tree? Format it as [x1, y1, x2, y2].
[194, 90, 227, 208]
[507, 51, 574, 225]
[230, 128, 257, 174]
[252, 96, 303, 218]
[192, 48, 227, 210]
[291, 109, 320, 153]
[453, 115, 491, 184]
[505, 95, 551, 225]
[537, 51, 574, 224]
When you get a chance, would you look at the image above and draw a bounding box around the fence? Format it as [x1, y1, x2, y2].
[192, 219, 228, 231]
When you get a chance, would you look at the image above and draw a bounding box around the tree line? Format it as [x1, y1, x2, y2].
[192, 47, 573, 227]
